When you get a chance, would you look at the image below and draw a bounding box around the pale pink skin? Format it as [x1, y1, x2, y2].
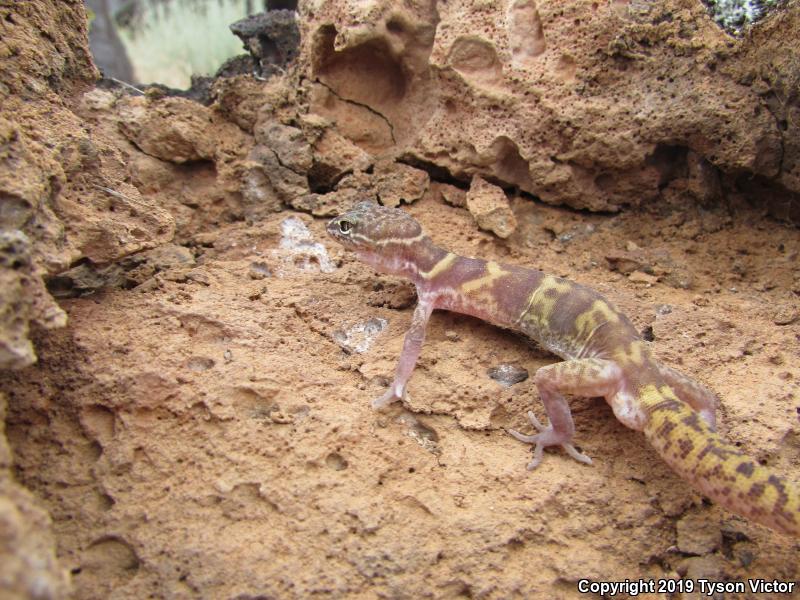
[327, 202, 718, 468]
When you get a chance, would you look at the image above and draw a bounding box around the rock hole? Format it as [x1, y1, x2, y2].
[325, 452, 349, 471]
[386, 18, 406, 35]
[89, 440, 103, 461]
[76, 536, 140, 596]
[81, 404, 116, 441]
[555, 54, 577, 82]
[489, 136, 533, 191]
[448, 36, 501, 77]
[187, 356, 216, 372]
[312, 25, 407, 110]
[508, 0, 547, 66]
[99, 493, 116, 511]
[644, 144, 689, 187]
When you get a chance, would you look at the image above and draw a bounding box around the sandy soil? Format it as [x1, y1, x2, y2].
[5, 190, 799, 598]
[1, 1, 799, 598]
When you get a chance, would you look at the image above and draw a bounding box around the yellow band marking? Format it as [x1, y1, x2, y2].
[518, 275, 574, 327]
[613, 340, 647, 366]
[574, 299, 620, 338]
[419, 252, 457, 280]
[374, 232, 426, 246]
[460, 261, 509, 293]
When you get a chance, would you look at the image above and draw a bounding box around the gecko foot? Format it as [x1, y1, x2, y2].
[508, 411, 592, 470]
[372, 388, 406, 410]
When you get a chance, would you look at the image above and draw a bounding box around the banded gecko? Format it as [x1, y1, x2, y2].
[326, 201, 800, 536]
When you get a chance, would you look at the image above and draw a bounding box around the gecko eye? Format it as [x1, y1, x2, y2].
[338, 220, 353, 234]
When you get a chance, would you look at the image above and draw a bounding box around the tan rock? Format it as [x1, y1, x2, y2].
[676, 513, 722, 555]
[437, 182, 467, 208]
[300, 0, 795, 220]
[465, 176, 517, 238]
[117, 96, 216, 163]
[374, 161, 429, 208]
[309, 128, 373, 190]
[254, 120, 313, 174]
[289, 187, 375, 218]
[628, 270, 658, 285]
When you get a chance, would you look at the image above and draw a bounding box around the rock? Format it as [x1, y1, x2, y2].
[46, 244, 197, 298]
[625, 240, 640, 252]
[332, 317, 388, 354]
[444, 329, 460, 342]
[676, 555, 726, 590]
[676, 513, 721, 555]
[308, 128, 373, 190]
[117, 97, 215, 163]
[606, 248, 692, 290]
[0, 230, 67, 369]
[249, 262, 272, 280]
[254, 120, 313, 174]
[230, 10, 301, 77]
[487, 364, 529, 387]
[242, 145, 310, 218]
[374, 161, 430, 208]
[0, 233, 36, 369]
[465, 176, 517, 238]
[241, 162, 284, 218]
[773, 305, 798, 326]
[288, 187, 373, 218]
[605, 251, 649, 275]
[209, 75, 265, 133]
[300, 0, 797, 221]
[1, 391, 69, 600]
[438, 183, 467, 208]
[307, 83, 395, 155]
[628, 271, 658, 285]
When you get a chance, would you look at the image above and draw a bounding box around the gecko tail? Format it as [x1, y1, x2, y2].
[639, 384, 800, 537]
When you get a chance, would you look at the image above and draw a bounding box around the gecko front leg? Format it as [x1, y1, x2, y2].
[373, 292, 435, 409]
[509, 358, 624, 469]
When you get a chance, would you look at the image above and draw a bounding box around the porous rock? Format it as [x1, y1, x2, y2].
[373, 161, 430, 208]
[298, 0, 797, 221]
[466, 176, 517, 238]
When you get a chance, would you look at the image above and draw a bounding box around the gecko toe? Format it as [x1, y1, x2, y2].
[510, 422, 591, 468]
[522, 440, 546, 470]
[563, 444, 592, 465]
[508, 428, 540, 444]
[526, 411, 547, 432]
[372, 389, 401, 410]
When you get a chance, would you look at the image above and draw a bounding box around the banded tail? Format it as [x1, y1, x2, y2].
[640, 384, 800, 536]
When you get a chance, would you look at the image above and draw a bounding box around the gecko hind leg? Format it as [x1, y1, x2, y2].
[508, 358, 623, 470]
[655, 362, 719, 430]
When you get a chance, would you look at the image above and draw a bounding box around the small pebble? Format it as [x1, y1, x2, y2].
[487, 364, 529, 387]
[249, 262, 272, 280]
[629, 270, 658, 285]
[773, 305, 798, 325]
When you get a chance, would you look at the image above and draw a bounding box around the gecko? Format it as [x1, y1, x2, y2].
[326, 201, 800, 537]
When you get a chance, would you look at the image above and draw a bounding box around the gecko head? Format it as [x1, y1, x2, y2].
[327, 201, 424, 252]
[327, 201, 429, 276]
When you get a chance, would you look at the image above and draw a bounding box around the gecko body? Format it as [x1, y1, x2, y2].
[327, 201, 800, 536]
